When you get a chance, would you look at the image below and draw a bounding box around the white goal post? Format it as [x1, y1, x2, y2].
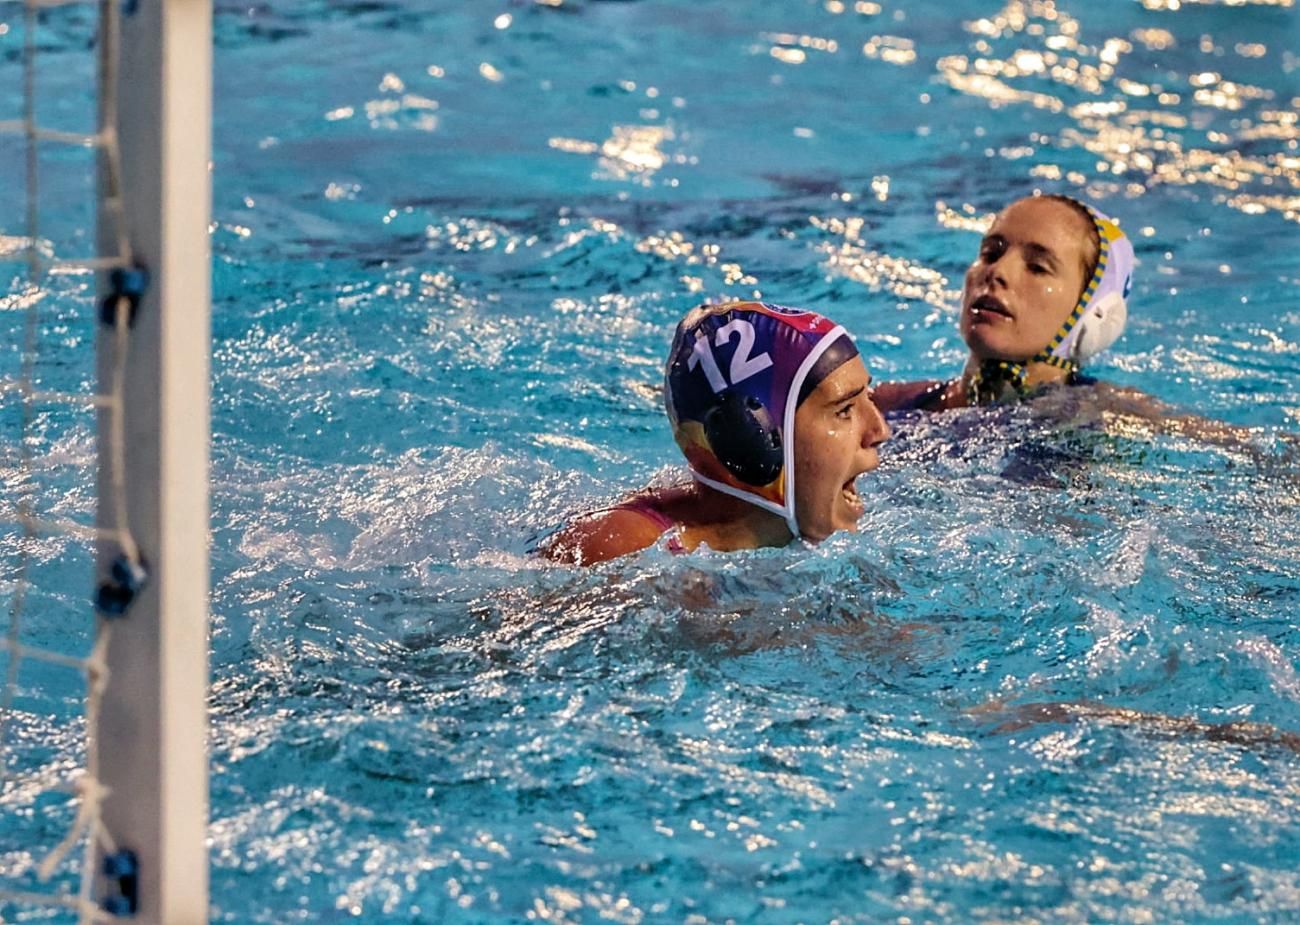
[93, 0, 211, 922]
[2, 0, 209, 919]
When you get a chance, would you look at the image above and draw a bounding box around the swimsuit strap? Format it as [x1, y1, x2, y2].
[608, 500, 686, 554]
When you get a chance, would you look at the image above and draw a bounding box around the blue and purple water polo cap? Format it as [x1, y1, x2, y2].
[664, 301, 859, 536]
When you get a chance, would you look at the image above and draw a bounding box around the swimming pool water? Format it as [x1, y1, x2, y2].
[3, 0, 1300, 921]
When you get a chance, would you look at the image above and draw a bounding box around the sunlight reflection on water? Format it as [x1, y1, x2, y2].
[2, 0, 1299, 922]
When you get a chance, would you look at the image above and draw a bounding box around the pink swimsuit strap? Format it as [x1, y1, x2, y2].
[609, 499, 686, 554]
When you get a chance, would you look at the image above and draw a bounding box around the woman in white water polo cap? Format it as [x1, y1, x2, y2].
[873, 194, 1134, 413]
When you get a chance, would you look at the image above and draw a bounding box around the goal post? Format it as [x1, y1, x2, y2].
[95, 1, 211, 922]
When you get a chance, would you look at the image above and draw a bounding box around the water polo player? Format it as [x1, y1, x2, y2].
[873, 194, 1135, 413]
[543, 301, 890, 565]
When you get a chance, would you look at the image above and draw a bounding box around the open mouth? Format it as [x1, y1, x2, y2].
[842, 476, 865, 515]
[970, 294, 1012, 319]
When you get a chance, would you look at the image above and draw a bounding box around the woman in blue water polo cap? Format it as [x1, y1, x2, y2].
[543, 301, 890, 565]
[873, 194, 1135, 413]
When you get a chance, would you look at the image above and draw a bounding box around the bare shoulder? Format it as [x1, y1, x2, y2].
[538, 507, 671, 566]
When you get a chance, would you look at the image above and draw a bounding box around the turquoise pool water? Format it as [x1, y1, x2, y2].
[4, 0, 1300, 921]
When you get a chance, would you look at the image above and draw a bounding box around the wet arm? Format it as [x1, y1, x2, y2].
[538, 508, 669, 566]
[1087, 382, 1282, 448]
[871, 379, 952, 414]
[974, 699, 1300, 755]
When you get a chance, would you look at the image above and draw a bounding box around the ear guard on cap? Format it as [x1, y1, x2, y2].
[1071, 290, 1127, 363]
[1042, 207, 1135, 369]
[704, 391, 783, 486]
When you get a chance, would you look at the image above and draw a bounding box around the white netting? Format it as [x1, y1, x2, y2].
[1, 0, 143, 920]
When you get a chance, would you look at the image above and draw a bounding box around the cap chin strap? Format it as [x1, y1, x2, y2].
[965, 351, 1077, 406]
[965, 361, 1026, 405]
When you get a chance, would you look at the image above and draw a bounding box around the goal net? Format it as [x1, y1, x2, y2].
[1, 1, 210, 922]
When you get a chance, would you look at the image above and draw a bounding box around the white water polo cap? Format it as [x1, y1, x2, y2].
[1040, 205, 1135, 368]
